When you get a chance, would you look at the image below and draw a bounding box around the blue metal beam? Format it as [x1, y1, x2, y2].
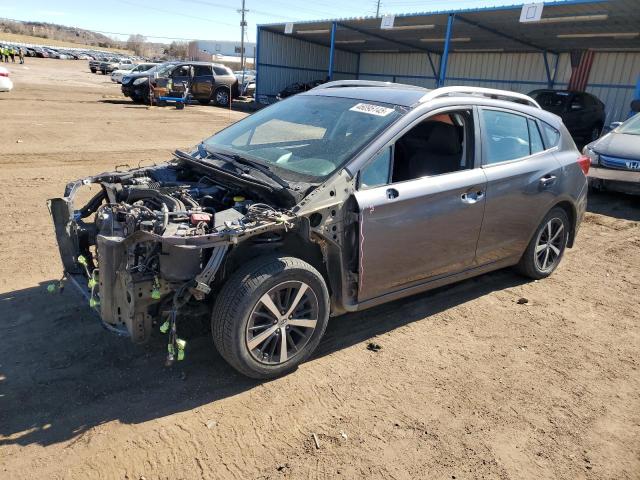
[328, 21, 337, 80]
[356, 53, 361, 79]
[438, 14, 455, 88]
[255, 25, 261, 100]
[543, 51, 552, 88]
[551, 53, 560, 88]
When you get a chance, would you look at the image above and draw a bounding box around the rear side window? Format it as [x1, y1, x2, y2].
[540, 122, 561, 148]
[528, 119, 544, 154]
[481, 110, 531, 164]
[213, 66, 228, 75]
[193, 65, 212, 76]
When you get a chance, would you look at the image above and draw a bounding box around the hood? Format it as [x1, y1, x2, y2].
[590, 131, 640, 159]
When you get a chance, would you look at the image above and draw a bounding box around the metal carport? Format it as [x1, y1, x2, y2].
[255, 0, 640, 122]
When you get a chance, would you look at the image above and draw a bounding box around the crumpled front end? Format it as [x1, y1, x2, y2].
[47, 160, 295, 351]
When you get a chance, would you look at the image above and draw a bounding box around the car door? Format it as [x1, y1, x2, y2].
[354, 108, 487, 302]
[563, 93, 587, 137]
[170, 64, 191, 93]
[192, 64, 213, 100]
[474, 108, 563, 265]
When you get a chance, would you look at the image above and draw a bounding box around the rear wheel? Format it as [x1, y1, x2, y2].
[212, 256, 329, 379]
[516, 207, 569, 279]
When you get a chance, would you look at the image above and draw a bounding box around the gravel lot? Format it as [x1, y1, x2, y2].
[0, 58, 638, 480]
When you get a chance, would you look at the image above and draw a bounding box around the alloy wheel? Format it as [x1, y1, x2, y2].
[246, 281, 319, 365]
[216, 90, 229, 106]
[534, 217, 565, 272]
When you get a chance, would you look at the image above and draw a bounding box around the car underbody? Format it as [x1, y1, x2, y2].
[47, 153, 356, 361]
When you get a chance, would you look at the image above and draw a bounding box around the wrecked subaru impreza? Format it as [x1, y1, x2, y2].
[48, 81, 587, 379]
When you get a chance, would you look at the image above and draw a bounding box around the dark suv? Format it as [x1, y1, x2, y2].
[121, 61, 239, 106]
[529, 89, 606, 143]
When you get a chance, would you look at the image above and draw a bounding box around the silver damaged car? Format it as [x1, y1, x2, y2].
[48, 82, 589, 378]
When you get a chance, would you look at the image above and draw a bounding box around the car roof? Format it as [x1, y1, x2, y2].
[302, 85, 429, 107]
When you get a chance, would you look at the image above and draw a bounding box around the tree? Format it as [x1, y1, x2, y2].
[127, 34, 147, 56]
[166, 41, 188, 60]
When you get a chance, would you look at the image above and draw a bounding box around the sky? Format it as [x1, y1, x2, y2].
[0, 0, 531, 44]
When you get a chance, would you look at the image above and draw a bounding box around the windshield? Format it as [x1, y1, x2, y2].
[616, 113, 640, 135]
[203, 95, 403, 180]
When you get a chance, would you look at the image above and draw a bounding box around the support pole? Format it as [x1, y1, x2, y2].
[328, 21, 337, 81]
[356, 53, 361, 80]
[551, 53, 560, 88]
[438, 14, 455, 88]
[255, 25, 261, 101]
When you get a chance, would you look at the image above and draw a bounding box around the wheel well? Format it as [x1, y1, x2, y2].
[554, 200, 576, 247]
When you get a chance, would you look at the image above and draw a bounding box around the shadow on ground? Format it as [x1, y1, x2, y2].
[587, 190, 640, 221]
[0, 267, 527, 448]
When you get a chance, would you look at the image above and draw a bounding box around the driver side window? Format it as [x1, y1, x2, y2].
[359, 109, 473, 188]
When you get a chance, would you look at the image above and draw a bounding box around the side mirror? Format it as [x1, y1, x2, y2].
[631, 99, 640, 113]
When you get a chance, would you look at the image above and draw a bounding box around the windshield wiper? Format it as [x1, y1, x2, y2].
[204, 146, 291, 190]
[173, 149, 275, 191]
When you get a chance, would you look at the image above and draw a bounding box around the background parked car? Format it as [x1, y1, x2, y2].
[276, 79, 325, 100]
[111, 62, 157, 84]
[529, 89, 606, 143]
[121, 61, 238, 106]
[0, 66, 13, 92]
[583, 100, 640, 195]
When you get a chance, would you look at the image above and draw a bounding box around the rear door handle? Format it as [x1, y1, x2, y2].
[540, 175, 557, 187]
[386, 188, 399, 200]
[461, 190, 485, 204]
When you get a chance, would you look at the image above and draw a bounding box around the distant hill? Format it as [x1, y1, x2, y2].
[0, 18, 119, 48]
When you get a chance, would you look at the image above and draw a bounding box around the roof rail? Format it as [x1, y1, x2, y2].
[420, 86, 541, 108]
[312, 80, 427, 91]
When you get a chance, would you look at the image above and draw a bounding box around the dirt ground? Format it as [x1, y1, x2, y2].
[0, 58, 638, 480]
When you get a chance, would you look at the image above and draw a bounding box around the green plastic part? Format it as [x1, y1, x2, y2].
[88, 278, 97, 288]
[47, 283, 57, 293]
[177, 349, 185, 361]
[167, 344, 175, 355]
[151, 289, 161, 300]
[176, 338, 186, 350]
[89, 298, 100, 308]
[77, 255, 87, 266]
[159, 320, 170, 334]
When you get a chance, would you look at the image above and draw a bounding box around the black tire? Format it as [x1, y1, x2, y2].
[197, 98, 211, 106]
[90, 68, 96, 73]
[516, 207, 570, 279]
[212, 255, 330, 379]
[214, 87, 231, 107]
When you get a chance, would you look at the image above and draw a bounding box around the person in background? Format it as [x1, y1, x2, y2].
[9, 47, 15, 63]
[18, 48, 24, 64]
[1, 46, 7, 63]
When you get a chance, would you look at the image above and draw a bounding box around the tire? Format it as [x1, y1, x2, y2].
[197, 98, 211, 106]
[212, 255, 330, 379]
[214, 87, 230, 107]
[590, 124, 603, 142]
[90, 68, 96, 73]
[516, 207, 570, 279]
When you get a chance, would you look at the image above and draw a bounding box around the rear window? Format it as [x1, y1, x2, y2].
[213, 66, 229, 75]
[532, 91, 570, 108]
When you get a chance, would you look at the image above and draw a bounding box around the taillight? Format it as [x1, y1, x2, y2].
[577, 155, 590, 175]
[0, 72, 8, 78]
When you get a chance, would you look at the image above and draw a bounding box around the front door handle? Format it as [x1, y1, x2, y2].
[461, 190, 484, 204]
[386, 188, 399, 200]
[540, 175, 557, 187]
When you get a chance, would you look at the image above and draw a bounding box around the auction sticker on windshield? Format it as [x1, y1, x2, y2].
[349, 103, 395, 117]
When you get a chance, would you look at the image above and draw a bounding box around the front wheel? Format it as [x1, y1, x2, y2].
[212, 256, 329, 379]
[516, 207, 569, 279]
[214, 87, 230, 107]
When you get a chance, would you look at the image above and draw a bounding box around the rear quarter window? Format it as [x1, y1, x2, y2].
[540, 122, 561, 148]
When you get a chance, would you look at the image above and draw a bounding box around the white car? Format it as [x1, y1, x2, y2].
[111, 63, 158, 83]
[0, 66, 13, 92]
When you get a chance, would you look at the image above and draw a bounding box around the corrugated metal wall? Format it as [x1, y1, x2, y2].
[256, 28, 639, 122]
[359, 52, 440, 88]
[586, 52, 640, 123]
[256, 29, 358, 102]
